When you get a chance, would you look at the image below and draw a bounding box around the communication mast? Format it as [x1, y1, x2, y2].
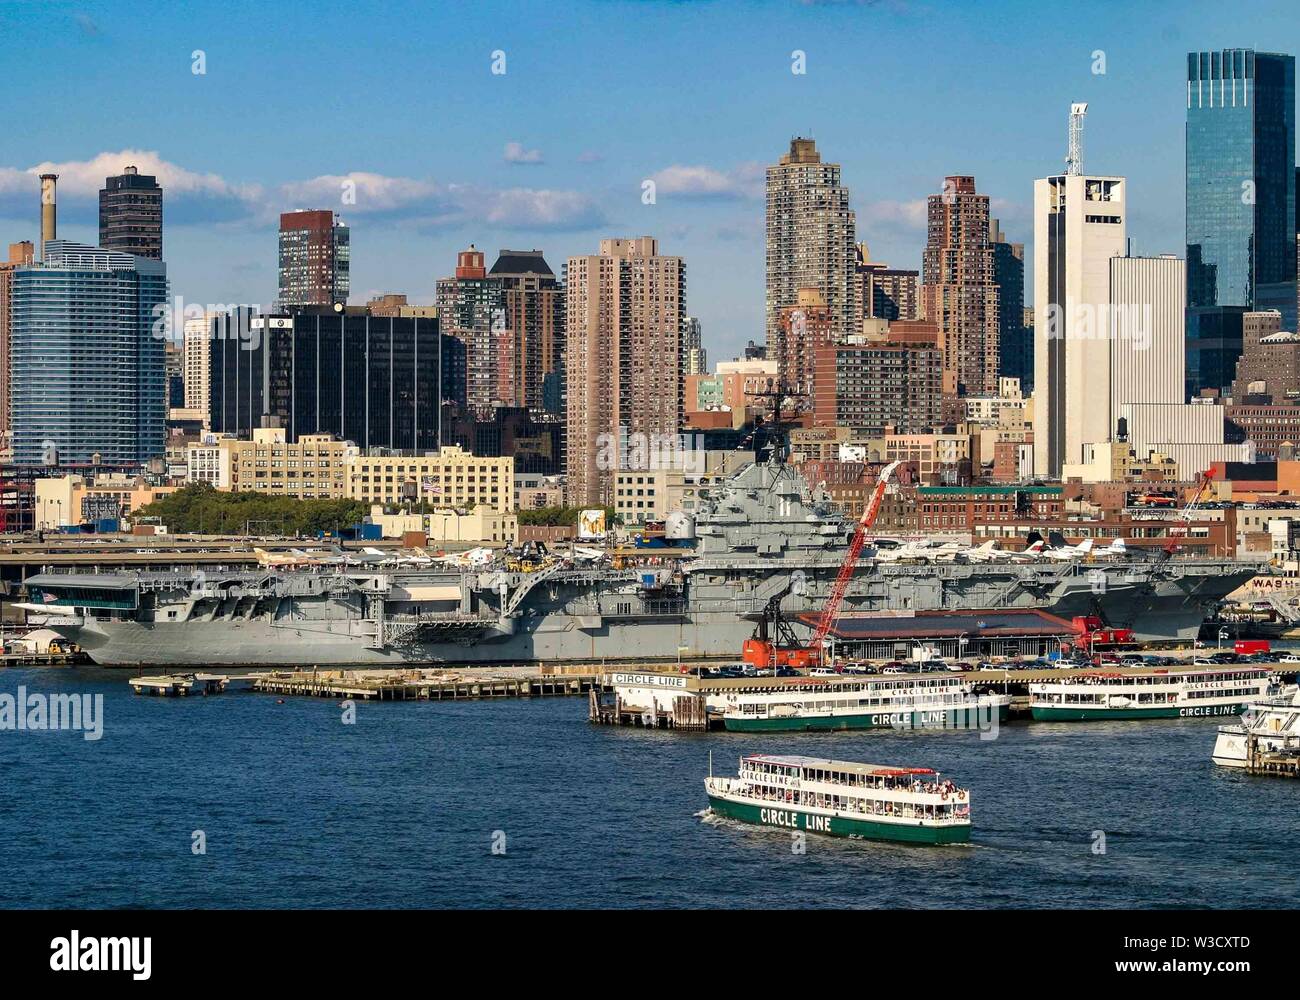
[1066, 102, 1088, 176]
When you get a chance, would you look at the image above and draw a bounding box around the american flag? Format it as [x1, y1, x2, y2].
[42, 592, 59, 604]
[421, 477, 442, 495]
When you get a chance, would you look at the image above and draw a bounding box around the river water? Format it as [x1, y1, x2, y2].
[1, 666, 1295, 908]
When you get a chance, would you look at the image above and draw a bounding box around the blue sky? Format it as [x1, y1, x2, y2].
[1, 0, 1298, 361]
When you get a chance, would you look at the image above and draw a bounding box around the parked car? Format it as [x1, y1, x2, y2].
[1278, 653, 1300, 665]
[881, 665, 905, 675]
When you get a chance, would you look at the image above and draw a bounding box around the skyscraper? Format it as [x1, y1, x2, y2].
[1186, 49, 1296, 331]
[1033, 173, 1128, 477]
[10, 241, 168, 465]
[182, 310, 217, 417]
[765, 138, 857, 349]
[922, 176, 1000, 397]
[278, 210, 350, 308]
[208, 306, 462, 452]
[681, 317, 707, 376]
[99, 166, 163, 259]
[489, 249, 565, 414]
[990, 218, 1031, 392]
[435, 246, 507, 416]
[0, 241, 35, 444]
[565, 237, 685, 505]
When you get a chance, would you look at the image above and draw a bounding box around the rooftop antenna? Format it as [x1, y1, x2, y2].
[1066, 102, 1088, 176]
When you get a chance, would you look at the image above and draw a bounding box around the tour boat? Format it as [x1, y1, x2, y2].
[705, 753, 971, 844]
[1029, 667, 1281, 721]
[1212, 688, 1300, 767]
[719, 674, 1010, 732]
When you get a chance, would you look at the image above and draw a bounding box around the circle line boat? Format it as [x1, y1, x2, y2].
[1029, 666, 1282, 721]
[705, 753, 971, 844]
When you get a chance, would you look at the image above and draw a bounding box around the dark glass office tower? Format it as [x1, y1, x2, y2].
[990, 218, 1031, 392]
[208, 306, 464, 452]
[1186, 305, 1247, 399]
[99, 166, 163, 259]
[1187, 50, 1296, 365]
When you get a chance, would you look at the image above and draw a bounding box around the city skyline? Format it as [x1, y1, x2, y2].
[4, 1, 1300, 362]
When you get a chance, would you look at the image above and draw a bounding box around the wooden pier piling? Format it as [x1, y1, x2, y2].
[1245, 732, 1300, 778]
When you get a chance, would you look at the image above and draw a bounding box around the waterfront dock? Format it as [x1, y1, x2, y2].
[129, 673, 239, 696]
[0, 650, 87, 668]
[248, 666, 604, 701]
[1243, 732, 1300, 778]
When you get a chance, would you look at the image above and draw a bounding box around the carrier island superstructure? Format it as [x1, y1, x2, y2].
[22, 458, 1268, 667]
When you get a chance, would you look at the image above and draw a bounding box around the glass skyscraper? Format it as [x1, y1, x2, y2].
[10, 241, 167, 466]
[1186, 49, 1296, 396]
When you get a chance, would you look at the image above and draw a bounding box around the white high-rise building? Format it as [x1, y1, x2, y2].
[1032, 173, 1127, 477]
[1108, 255, 1186, 433]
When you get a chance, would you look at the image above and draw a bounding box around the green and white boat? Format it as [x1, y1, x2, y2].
[705, 753, 971, 845]
[720, 674, 1010, 733]
[1029, 666, 1281, 721]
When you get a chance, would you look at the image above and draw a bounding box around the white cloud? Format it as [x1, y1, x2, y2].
[0, 152, 605, 232]
[858, 198, 928, 229]
[469, 186, 606, 229]
[504, 142, 544, 165]
[25, 149, 262, 203]
[650, 162, 764, 200]
[280, 172, 443, 214]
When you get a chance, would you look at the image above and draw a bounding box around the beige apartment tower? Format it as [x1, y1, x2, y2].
[565, 237, 685, 505]
[182, 311, 218, 419]
[765, 138, 857, 351]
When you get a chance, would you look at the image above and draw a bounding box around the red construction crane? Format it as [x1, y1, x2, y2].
[809, 460, 901, 659]
[1164, 469, 1214, 554]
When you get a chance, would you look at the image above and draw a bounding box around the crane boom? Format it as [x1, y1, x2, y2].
[809, 460, 901, 655]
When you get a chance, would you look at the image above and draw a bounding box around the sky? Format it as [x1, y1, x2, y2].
[1, 0, 1299, 362]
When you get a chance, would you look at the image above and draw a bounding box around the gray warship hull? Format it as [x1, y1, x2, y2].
[25, 461, 1265, 667]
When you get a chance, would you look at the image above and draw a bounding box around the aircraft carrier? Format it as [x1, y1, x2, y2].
[21, 458, 1269, 667]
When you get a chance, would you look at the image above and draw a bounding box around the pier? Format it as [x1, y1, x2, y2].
[0, 650, 88, 668]
[129, 673, 241, 696]
[248, 667, 604, 701]
[1243, 732, 1300, 777]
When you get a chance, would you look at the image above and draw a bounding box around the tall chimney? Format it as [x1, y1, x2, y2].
[39, 173, 58, 258]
